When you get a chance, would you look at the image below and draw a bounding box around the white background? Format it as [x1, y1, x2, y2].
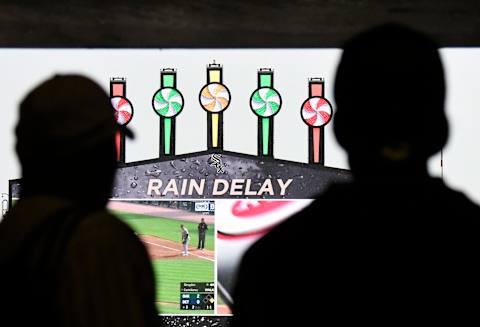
[0, 49, 479, 205]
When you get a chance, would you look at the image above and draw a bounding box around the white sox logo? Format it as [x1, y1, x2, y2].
[209, 153, 226, 173]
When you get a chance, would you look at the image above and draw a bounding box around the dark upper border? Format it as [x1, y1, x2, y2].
[0, 1, 479, 48]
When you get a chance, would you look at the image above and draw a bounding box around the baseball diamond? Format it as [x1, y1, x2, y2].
[111, 202, 215, 314]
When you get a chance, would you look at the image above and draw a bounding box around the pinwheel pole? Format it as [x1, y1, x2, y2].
[199, 62, 231, 151]
[152, 69, 184, 157]
[301, 78, 333, 165]
[110, 77, 133, 164]
[250, 69, 282, 157]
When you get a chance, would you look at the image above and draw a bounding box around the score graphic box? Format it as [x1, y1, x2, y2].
[180, 282, 215, 311]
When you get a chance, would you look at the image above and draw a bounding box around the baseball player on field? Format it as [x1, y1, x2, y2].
[180, 224, 190, 256]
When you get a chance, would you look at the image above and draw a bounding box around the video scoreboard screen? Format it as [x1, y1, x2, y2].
[3, 48, 480, 327]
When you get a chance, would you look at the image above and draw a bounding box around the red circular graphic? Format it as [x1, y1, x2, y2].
[231, 200, 293, 218]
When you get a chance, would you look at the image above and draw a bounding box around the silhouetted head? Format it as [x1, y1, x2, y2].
[334, 23, 448, 180]
[16, 75, 117, 206]
[201, 218, 205, 223]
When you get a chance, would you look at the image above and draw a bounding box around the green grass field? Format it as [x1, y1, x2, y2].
[152, 260, 214, 314]
[113, 209, 215, 314]
[113, 211, 214, 251]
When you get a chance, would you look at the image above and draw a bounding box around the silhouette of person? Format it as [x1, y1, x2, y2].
[0, 75, 158, 326]
[197, 218, 208, 250]
[232, 24, 480, 326]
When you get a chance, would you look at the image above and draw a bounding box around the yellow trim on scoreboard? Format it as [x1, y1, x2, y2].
[208, 69, 221, 83]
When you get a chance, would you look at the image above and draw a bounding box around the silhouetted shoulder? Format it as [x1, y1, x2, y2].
[58, 210, 158, 327]
[233, 181, 480, 326]
[68, 210, 143, 249]
[64, 209, 155, 285]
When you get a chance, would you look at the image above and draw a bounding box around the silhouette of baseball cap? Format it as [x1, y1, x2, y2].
[16, 74, 134, 162]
